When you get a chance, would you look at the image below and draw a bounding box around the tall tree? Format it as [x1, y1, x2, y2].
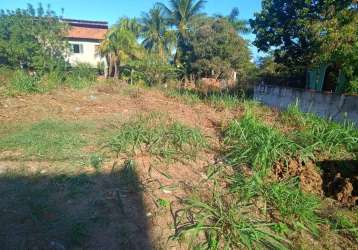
[99, 19, 142, 78]
[187, 17, 253, 82]
[215, 7, 251, 34]
[157, 0, 206, 69]
[250, 0, 357, 91]
[140, 6, 176, 60]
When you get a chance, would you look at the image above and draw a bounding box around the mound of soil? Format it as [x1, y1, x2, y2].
[273, 160, 323, 196]
[319, 160, 358, 208]
[273, 159, 358, 207]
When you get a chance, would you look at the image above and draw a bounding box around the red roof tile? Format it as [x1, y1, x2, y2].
[66, 26, 107, 40]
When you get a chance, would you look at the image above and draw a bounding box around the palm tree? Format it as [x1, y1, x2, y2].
[157, 0, 206, 37]
[99, 20, 142, 78]
[215, 7, 250, 34]
[157, 0, 206, 66]
[116, 17, 142, 38]
[140, 6, 176, 60]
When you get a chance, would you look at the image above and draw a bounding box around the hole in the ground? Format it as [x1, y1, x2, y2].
[318, 160, 358, 207]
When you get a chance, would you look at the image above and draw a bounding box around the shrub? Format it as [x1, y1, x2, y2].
[128, 54, 180, 86]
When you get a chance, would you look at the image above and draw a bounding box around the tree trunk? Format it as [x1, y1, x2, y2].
[114, 62, 119, 79]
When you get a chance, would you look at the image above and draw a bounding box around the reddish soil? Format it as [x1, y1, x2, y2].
[273, 159, 358, 207]
[0, 84, 232, 249]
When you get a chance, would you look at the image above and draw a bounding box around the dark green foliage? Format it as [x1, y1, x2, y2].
[187, 17, 254, 82]
[128, 53, 180, 86]
[0, 3, 68, 72]
[250, 0, 357, 92]
[140, 6, 175, 60]
[118, 159, 141, 192]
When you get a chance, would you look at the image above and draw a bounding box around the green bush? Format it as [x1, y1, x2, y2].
[128, 54, 180, 86]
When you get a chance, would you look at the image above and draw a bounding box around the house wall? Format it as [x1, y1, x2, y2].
[67, 40, 106, 67]
[254, 84, 358, 125]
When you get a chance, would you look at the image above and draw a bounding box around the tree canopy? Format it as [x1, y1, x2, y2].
[0, 3, 68, 72]
[250, 0, 357, 92]
[187, 17, 253, 81]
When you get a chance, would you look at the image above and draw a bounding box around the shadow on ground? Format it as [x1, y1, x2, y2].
[0, 160, 152, 250]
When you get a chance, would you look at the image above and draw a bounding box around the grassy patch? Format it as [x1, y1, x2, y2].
[0, 120, 92, 161]
[173, 185, 290, 249]
[107, 113, 207, 161]
[330, 212, 358, 241]
[166, 89, 241, 109]
[223, 113, 308, 173]
[264, 179, 322, 235]
[281, 104, 358, 158]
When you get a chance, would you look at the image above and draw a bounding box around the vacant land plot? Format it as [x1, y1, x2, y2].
[0, 82, 357, 250]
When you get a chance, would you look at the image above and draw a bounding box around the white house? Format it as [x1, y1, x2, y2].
[63, 19, 108, 67]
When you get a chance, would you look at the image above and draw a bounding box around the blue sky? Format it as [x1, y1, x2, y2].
[1, 0, 264, 58]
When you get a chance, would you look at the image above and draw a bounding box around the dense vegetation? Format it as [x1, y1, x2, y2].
[1, 1, 357, 94]
[251, 0, 358, 92]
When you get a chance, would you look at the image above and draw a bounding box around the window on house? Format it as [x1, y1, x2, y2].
[72, 44, 83, 54]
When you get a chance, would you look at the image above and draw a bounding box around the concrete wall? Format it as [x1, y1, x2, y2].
[254, 84, 358, 125]
[67, 40, 106, 67]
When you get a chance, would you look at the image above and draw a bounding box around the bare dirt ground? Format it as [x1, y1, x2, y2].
[1, 84, 357, 249]
[0, 84, 237, 249]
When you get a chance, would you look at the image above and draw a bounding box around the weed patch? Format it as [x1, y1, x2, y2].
[264, 179, 322, 235]
[223, 113, 308, 173]
[173, 185, 290, 249]
[283, 104, 358, 158]
[107, 113, 207, 161]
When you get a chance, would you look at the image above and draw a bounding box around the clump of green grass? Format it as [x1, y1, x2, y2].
[7, 70, 40, 95]
[206, 92, 240, 110]
[70, 222, 89, 246]
[166, 88, 241, 110]
[90, 154, 104, 170]
[107, 113, 207, 161]
[330, 212, 358, 240]
[283, 103, 358, 158]
[117, 159, 141, 192]
[0, 120, 90, 161]
[173, 187, 290, 249]
[166, 89, 202, 105]
[263, 179, 322, 235]
[223, 113, 309, 173]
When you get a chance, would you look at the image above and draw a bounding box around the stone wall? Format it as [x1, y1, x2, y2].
[254, 84, 358, 125]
